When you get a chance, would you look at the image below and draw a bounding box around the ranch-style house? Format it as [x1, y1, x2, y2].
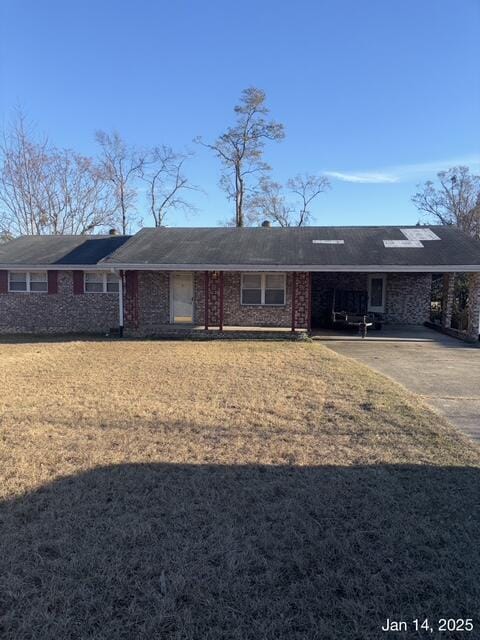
[0, 224, 479, 340]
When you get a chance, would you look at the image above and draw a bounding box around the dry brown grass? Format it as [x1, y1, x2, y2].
[0, 340, 479, 639]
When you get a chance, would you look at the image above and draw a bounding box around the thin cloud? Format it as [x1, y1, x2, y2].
[324, 171, 398, 184]
[325, 155, 480, 185]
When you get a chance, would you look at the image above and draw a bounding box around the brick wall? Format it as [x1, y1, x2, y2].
[0, 271, 118, 334]
[0, 268, 435, 335]
[383, 273, 432, 324]
[467, 272, 480, 339]
[137, 271, 170, 331]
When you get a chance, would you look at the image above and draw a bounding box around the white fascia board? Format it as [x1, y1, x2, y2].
[97, 263, 480, 273]
[2, 263, 480, 272]
[0, 264, 120, 271]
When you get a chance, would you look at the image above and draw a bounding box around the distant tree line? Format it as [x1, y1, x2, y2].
[412, 165, 480, 240]
[0, 89, 333, 238]
[0, 110, 198, 239]
[1, 90, 479, 239]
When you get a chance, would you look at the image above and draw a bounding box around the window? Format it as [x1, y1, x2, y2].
[241, 273, 286, 306]
[265, 274, 285, 305]
[106, 273, 119, 293]
[241, 274, 262, 304]
[368, 274, 386, 312]
[84, 272, 119, 293]
[9, 271, 47, 293]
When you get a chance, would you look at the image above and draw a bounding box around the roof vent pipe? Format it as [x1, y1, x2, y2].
[261, 220, 271, 228]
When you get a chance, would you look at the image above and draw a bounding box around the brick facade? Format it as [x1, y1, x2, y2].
[441, 273, 455, 328]
[0, 268, 438, 336]
[466, 272, 480, 339]
[383, 273, 432, 324]
[0, 271, 118, 334]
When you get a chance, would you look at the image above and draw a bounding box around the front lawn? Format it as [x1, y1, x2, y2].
[0, 340, 479, 639]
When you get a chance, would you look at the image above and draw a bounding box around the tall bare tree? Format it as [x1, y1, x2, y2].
[249, 173, 330, 227]
[0, 112, 116, 236]
[96, 130, 147, 234]
[287, 173, 330, 226]
[49, 150, 117, 234]
[196, 87, 284, 227]
[140, 146, 198, 227]
[0, 112, 51, 236]
[412, 166, 480, 239]
[247, 178, 292, 227]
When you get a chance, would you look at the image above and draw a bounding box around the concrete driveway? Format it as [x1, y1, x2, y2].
[314, 326, 480, 441]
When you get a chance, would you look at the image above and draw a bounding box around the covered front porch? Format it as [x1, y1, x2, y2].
[121, 270, 311, 336]
[119, 268, 480, 341]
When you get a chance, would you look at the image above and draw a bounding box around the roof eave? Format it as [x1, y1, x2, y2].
[98, 263, 480, 273]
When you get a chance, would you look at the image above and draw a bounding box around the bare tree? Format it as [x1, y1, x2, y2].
[412, 166, 480, 239]
[247, 178, 292, 227]
[96, 130, 147, 234]
[0, 112, 51, 236]
[249, 173, 330, 227]
[287, 173, 330, 226]
[0, 112, 116, 236]
[140, 146, 198, 227]
[49, 150, 117, 234]
[196, 87, 284, 227]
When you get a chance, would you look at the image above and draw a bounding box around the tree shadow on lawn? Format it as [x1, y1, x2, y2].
[1, 464, 478, 640]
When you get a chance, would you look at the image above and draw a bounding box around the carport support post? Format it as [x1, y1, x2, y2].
[118, 270, 124, 337]
[204, 271, 209, 331]
[219, 271, 224, 332]
[466, 272, 480, 340]
[307, 272, 312, 333]
[442, 273, 455, 329]
[291, 272, 297, 332]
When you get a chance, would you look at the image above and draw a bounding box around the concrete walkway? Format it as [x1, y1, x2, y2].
[314, 326, 480, 442]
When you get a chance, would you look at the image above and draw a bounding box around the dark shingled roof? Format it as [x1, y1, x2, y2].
[101, 226, 480, 269]
[1, 227, 479, 270]
[0, 235, 131, 266]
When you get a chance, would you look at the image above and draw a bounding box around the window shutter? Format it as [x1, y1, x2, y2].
[0, 270, 7, 294]
[73, 270, 84, 294]
[48, 270, 58, 294]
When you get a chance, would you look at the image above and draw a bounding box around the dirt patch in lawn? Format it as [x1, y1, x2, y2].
[0, 341, 479, 639]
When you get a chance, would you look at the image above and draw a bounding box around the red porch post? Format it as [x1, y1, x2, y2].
[307, 272, 312, 332]
[204, 270, 209, 330]
[291, 272, 297, 332]
[219, 271, 224, 331]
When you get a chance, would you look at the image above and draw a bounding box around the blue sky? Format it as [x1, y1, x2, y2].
[1, 0, 479, 228]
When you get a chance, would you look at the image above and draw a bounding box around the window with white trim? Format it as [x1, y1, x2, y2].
[84, 272, 119, 293]
[241, 273, 286, 306]
[368, 274, 386, 312]
[8, 271, 47, 292]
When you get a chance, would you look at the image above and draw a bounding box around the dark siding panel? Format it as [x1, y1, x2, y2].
[73, 270, 84, 294]
[0, 270, 7, 293]
[47, 270, 58, 294]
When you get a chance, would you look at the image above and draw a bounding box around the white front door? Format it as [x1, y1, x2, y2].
[171, 272, 194, 323]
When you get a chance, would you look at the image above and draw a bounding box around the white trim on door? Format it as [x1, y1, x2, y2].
[368, 274, 387, 312]
[170, 271, 194, 323]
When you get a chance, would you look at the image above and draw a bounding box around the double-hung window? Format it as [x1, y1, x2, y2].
[241, 273, 286, 306]
[84, 272, 119, 293]
[9, 271, 47, 292]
